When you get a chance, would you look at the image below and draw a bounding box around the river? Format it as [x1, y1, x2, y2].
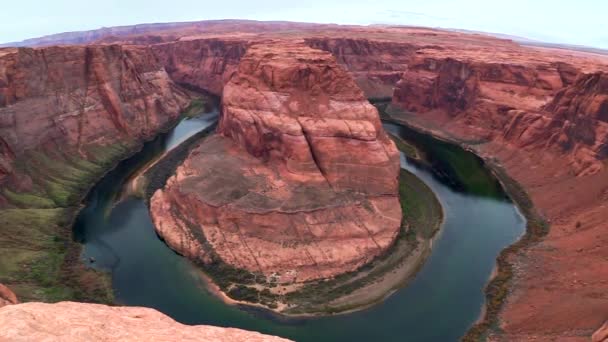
[72, 106, 525, 341]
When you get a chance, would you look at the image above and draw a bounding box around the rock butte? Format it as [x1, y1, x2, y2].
[0, 20, 606, 340]
[0, 301, 291, 342]
[150, 41, 401, 283]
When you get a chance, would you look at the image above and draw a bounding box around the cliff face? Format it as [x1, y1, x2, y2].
[219, 42, 400, 194]
[392, 57, 608, 176]
[305, 38, 414, 99]
[0, 302, 291, 341]
[2, 21, 608, 340]
[151, 41, 401, 284]
[151, 38, 248, 95]
[0, 45, 189, 207]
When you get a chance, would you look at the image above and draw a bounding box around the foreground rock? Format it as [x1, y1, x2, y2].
[151, 41, 401, 292]
[0, 302, 290, 341]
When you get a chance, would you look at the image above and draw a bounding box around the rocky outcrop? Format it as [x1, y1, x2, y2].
[0, 302, 291, 341]
[544, 72, 608, 168]
[151, 41, 401, 284]
[0, 283, 18, 308]
[0, 44, 189, 207]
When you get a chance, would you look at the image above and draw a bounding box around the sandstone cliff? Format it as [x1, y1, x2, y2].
[151, 41, 401, 286]
[392, 57, 608, 177]
[305, 37, 414, 99]
[0, 302, 290, 341]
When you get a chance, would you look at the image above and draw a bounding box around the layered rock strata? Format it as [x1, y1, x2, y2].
[0, 44, 190, 206]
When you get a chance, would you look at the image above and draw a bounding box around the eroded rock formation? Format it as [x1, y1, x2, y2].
[0, 302, 290, 341]
[151, 41, 401, 284]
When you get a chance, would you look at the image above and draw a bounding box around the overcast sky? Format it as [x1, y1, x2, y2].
[1, 0, 607, 49]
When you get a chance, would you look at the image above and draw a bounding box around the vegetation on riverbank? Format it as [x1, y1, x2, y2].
[387, 131, 419, 159]
[0, 96, 209, 304]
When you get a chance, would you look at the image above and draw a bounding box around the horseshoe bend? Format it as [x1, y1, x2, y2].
[151, 41, 402, 286]
[0, 19, 607, 342]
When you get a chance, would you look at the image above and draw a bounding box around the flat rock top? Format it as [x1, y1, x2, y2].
[0, 302, 291, 342]
[178, 134, 359, 214]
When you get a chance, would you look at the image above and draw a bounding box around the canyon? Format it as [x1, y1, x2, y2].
[0, 20, 607, 340]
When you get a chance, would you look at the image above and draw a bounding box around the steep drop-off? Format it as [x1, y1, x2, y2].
[150, 41, 401, 307]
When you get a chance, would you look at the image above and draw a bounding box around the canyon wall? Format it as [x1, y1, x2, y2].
[0, 301, 290, 341]
[0, 44, 189, 207]
[150, 38, 248, 95]
[150, 41, 401, 284]
[391, 56, 608, 177]
[305, 37, 414, 99]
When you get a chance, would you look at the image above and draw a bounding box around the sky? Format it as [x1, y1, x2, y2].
[1, 0, 607, 49]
